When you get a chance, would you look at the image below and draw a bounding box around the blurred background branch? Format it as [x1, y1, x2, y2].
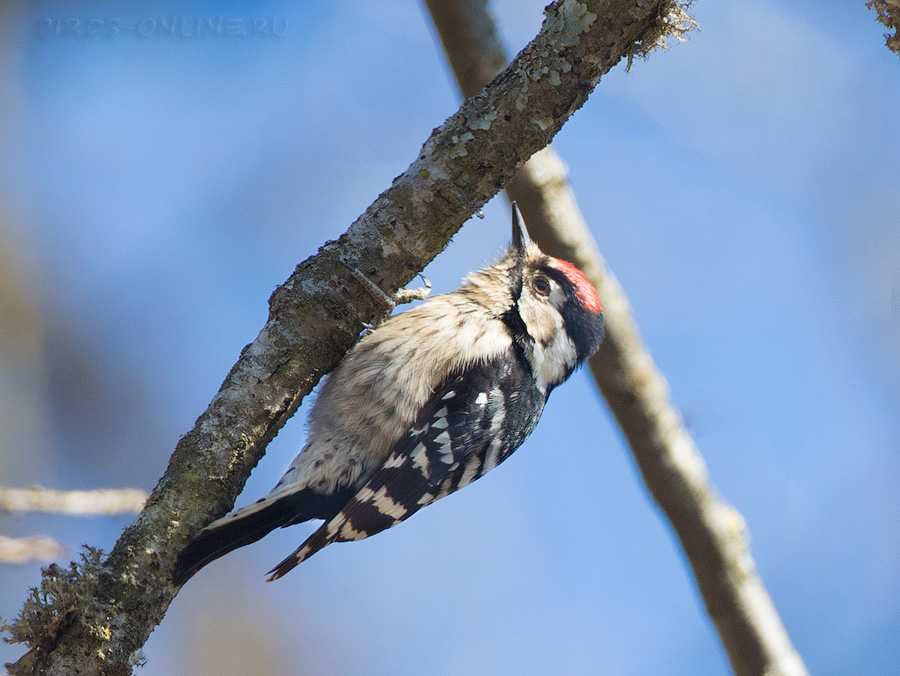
[0, 536, 65, 564]
[424, 1, 808, 675]
[0, 487, 147, 516]
[0, 486, 146, 564]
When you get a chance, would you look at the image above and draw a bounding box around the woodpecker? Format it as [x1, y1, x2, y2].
[173, 205, 604, 585]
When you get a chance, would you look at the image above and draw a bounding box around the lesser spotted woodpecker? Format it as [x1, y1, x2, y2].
[173, 205, 604, 584]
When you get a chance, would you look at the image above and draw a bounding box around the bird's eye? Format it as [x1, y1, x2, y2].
[532, 276, 551, 297]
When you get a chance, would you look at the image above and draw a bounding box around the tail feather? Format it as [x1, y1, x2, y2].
[172, 486, 356, 586]
[173, 495, 302, 586]
[266, 484, 381, 581]
[267, 523, 332, 581]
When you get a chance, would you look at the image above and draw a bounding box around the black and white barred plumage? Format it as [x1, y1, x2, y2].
[173, 206, 604, 585]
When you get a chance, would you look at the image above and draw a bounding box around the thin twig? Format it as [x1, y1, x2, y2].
[423, 1, 808, 675]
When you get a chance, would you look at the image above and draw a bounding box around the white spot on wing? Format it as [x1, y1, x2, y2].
[355, 487, 376, 502]
[481, 397, 506, 473]
[482, 437, 505, 473]
[339, 521, 369, 541]
[369, 486, 409, 520]
[434, 431, 454, 463]
[383, 453, 407, 469]
[411, 443, 429, 472]
[475, 392, 488, 405]
[457, 454, 482, 489]
[326, 516, 345, 538]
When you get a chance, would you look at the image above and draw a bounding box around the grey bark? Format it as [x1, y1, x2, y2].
[423, 1, 809, 675]
[2, 1, 692, 674]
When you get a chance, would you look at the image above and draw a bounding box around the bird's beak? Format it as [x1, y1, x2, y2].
[510, 202, 533, 256]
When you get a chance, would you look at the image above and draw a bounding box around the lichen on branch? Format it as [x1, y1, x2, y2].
[868, 0, 900, 55]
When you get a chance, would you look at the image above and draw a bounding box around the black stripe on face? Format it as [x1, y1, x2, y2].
[540, 265, 575, 297]
[499, 258, 534, 348]
[500, 305, 532, 347]
[563, 301, 603, 363]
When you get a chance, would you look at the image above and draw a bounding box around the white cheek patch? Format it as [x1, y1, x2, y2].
[530, 332, 578, 392]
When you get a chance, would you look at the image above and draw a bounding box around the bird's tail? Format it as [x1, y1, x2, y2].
[173, 491, 311, 586]
[172, 486, 356, 586]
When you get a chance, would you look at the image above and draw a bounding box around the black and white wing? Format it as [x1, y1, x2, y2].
[267, 354, 544, 580]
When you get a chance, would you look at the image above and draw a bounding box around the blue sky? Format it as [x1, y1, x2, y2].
[1, 1, 898, 674]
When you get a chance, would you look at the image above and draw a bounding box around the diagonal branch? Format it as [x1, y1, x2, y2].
[423, 1, 808, 675]
[3, 1, 692, 674]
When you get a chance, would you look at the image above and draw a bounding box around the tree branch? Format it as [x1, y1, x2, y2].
[423, 2, 808, 675]
[3, 1, 692, 674]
